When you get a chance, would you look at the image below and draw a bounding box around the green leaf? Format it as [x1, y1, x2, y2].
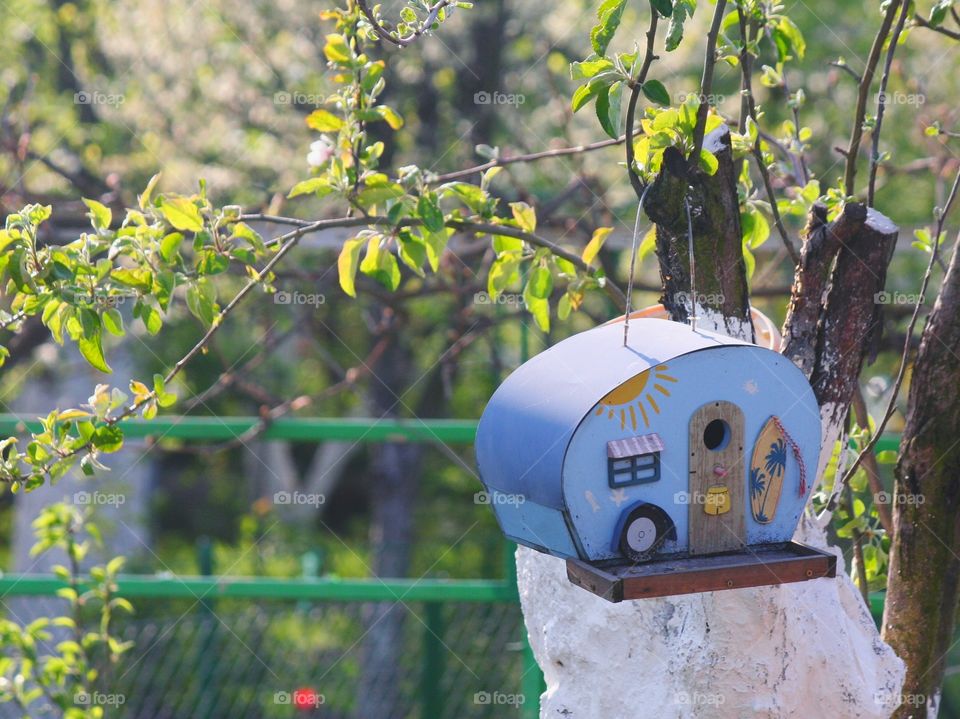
[287, 177, 333, 199]
[102, 309, 124, 337]
[582, 227, 613, 265]
[185, 280, 217, 327]
[488, 256, 520, 297]
[305, 109, 343, 131]
[360, 236, 401, 291]
[527, 265, 553, 299]
[160, 198, 203, 233]
[324, 33, 352, 63]
[740, 209, 770, 249]
[77, 309, 111, 373]
[356, 183, 406, 209]
[159, 232, 184, 264]
[417, 193, 446, 233]
[591, 0, 627, 55]
[523, 287, 550, 332]
[570, 58, 615, 80]
[596, 81, 623, 139]
[876, 450, 899, 464]
[398, 234, 427, 277]
[92, 425, 123, 453]
[665, 0, 694, 52]
[651, 0, 673, 17]
[82, 199, 111, 231]
[338, 237, 365, 297]
[510, 202, 537, 233]
[422, 228, 451, 272]
[373, 105, 404, 130]
[139, 173, 162, 210]
[153, 373, 177, 407]
[698, 149, 719, 175]
[641, 80, 671, 106]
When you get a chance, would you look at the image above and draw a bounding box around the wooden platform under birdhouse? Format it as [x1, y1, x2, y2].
[565, 542, 836, 603]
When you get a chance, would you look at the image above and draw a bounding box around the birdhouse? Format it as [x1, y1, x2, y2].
[475, 317, 836, 601]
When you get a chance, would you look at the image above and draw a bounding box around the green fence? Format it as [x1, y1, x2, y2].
[0, 414, 906, 718]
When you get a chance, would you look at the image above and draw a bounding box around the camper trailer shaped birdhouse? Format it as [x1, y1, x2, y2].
[475, 317, 836, 602]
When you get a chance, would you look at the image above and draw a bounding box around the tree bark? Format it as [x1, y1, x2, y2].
[644, 128, 753, 341]
[883, 236, 960, 719]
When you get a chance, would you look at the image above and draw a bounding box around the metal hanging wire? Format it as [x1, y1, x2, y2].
[623, 187, 697, 347]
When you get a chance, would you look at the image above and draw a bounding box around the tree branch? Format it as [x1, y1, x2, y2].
[625, 7, 659, 201]
[843, 0, 904, 197]
[868, 0, 911, 206]
[690, 0, 727, 164]
[737, 7, 800, 265]
[240, 213, 627, 309]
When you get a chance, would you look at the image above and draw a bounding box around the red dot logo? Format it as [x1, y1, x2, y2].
[292, 688, 319, 711]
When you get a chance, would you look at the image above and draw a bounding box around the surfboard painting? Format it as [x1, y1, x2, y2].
[750, 417, 788, 524]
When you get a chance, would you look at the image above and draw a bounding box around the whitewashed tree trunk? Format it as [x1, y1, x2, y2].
[517, 517, 904, 718]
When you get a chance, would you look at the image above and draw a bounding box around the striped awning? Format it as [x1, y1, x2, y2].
[607, 433, 665, 459]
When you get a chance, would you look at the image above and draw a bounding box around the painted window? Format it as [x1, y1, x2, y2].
[607, 452, 661, 487]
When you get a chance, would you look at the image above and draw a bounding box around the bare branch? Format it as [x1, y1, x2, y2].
[625, 7, 660, 201]
[868, 0, 911, 206]
[844, 0, 905, 197]
[690, 0, 727, 163]
[737, 6, 800, 265]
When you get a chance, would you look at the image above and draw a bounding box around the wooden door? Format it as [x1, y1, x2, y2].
[688, 401, 746, 555]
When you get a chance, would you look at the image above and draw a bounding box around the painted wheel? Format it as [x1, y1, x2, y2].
[619, 505, 672, 561]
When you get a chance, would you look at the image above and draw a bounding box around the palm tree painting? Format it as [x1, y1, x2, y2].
[750, 418, 788, 524]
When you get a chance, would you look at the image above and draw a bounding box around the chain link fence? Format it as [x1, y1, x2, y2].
[109, 599, 528, 718]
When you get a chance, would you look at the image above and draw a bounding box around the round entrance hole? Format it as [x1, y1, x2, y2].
[703, 419, 730, 451]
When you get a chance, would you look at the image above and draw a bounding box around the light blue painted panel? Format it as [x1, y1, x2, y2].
[563, 345, 820, 561]
[489, 494, 580, 559]
[475, 318, 821, 564]
[476, 319, 746, 510]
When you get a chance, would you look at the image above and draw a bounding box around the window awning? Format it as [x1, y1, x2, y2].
[607, 433, 665, 459]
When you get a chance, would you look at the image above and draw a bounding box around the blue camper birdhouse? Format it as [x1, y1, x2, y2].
[475, 317, 836, 601]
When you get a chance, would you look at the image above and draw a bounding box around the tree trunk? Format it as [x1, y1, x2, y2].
[644, 129, 753, 341]
[883, 236, 960, 719]
[357, 319, 424, 719]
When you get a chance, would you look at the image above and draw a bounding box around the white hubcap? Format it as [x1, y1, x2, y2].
[625, 516, 658, 553]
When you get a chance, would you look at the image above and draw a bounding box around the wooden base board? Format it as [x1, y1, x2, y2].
[566, 542, 837, 603]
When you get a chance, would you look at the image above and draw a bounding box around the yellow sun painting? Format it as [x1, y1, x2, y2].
[594, 364, 678, 431]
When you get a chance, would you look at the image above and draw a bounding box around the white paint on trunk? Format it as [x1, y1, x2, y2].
[518, 531, 904, 717]
[689, 303, 753, 344]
